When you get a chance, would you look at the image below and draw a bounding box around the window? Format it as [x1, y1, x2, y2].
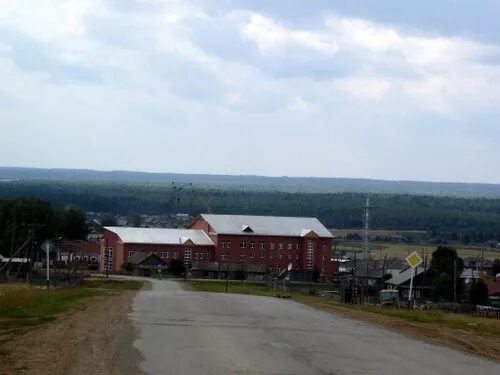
[166, 252, 170, 259]
[226, 241, 231, 248]
[279, 243, 284, 250]
[269, 253, 274, 259]
[295, 244, 300, 250]
[222, 241, 226, 248]
[250, 242, 256, 248]
[104, 247, 113, 271]
[240, 241, 247, 248]
[322, 244, 327, 250]
[288, 243, 293, 250]
[296, 254, 299, 260]
[288, 254, 292, 259]
[160, 252, 164, 258]
[260, 242, 265, 249]
[206, 253, 210, 260]
[306, 240, 314, 271]
[172, 252, 177, 259]
[260, 253, 265, 258]
[250, 253, 255, 258]
[127, 251, 132, 258]
[269, 243, 275, 250]
[194, 253, 199, 260]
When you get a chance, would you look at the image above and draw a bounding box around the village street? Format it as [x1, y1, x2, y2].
[128, 279, 499, 374]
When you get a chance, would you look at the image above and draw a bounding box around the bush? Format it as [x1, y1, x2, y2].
[468, 279, 489, 305]
[169, 259, 186, 277]
[122, 262, 134, 272]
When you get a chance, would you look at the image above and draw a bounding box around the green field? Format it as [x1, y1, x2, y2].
[0, 279, 143, 331]
[336, 241, 500, 260]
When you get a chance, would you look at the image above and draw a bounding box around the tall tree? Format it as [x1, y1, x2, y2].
[468, 279, 490, 305]
[58, 207, 88, 240]
[430, 246, 464, 300]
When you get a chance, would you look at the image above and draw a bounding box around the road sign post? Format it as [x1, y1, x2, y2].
[405, 252, 423, 306]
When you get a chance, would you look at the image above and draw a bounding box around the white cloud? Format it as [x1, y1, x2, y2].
[334, 76, 391, 100]
[0, 1, 500, 182]
[240, 12, 338, 55]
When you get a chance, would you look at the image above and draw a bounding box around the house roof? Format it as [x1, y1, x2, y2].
[104, 227, 214, 246]
[198, 214, 333, 238]
[387, 267, 425, 286]
[485, 277, 500, 296]
[128, 251, 166, 266]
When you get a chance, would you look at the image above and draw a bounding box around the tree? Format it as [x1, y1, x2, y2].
[168, 259, 186, 277]
[0, 198, 57, 257]
[431, 246, 464, 277]
[100, 214, 116, 227]
[492, 259, 500, 279]
[430, 246, 465, 301]
[58, 207, 88, 240]
[130, 214, 142, 227]
[432, 273, 453, 302]
[468, 279, 489, 305]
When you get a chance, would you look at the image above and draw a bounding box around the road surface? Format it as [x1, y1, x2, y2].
[129, 279, 499, 375]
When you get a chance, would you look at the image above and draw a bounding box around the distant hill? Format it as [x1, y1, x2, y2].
[1, 166, 500, 198]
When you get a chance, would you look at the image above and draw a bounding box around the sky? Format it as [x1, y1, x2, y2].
[1, 0, 500, 183]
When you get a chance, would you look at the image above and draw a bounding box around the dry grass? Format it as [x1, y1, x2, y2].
[336, 241, 500, 260]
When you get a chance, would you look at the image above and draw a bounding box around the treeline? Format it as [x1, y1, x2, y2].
[4, 166, 500, 197]
[1, 180, 500, 239]
[0, 198, 87, 257]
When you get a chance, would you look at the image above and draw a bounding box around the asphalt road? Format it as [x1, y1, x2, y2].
[129, 279, 499, 375]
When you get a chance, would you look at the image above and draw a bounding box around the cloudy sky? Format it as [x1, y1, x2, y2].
[1, 0, 500, 183]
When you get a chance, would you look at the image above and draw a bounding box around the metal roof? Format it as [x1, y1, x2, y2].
[200, 214, 333, 238]
[104, 227, 215, 246]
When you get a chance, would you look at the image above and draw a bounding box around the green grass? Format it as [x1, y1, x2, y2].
[81, 278, 144, 290]
[0, 279, 143, 331]
[184, 280, 500, 337]
[184, 280, 277, 296]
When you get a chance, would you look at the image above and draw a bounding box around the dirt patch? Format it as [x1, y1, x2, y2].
[310, 302, 500, 363]
[0, 291, 143, 375]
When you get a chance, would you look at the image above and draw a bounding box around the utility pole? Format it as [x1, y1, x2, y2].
[453, 259, 457, 313]
[362, 197, 370, 305]
[45, 242, 50, 290]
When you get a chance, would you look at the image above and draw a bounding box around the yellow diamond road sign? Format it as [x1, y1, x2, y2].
[406, 252, 423, 268]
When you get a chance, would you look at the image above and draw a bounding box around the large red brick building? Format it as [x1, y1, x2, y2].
[100, 227, 215, 272]
[189, 214, 336, 276]
[101, 214, 337, 277]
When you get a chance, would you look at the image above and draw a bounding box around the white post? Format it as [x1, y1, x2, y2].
[408, 267, 415, 303]
[45, 242, 50, 290]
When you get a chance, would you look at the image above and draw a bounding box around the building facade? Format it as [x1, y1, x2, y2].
[100, 227, 215, 272]
[189, 214, 337, 277]
[100, 214, 337, 277]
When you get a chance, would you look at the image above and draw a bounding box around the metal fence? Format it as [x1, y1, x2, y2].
[476, 305, 500, 317]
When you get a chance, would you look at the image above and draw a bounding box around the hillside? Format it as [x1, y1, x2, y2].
[1, 166, 500, 198]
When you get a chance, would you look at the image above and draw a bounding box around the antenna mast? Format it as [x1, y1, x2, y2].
[364, 197, 370, 261]
[362, 197, 370, 304]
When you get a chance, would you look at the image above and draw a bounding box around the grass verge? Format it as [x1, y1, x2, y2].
[0, 279, 143, 331]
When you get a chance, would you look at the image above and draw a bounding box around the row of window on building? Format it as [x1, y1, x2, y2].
[220, 252, 302, 261]
[221, 241, 329, 251]
[125, 250, 212, 261]
[222, 241, 301, 250]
